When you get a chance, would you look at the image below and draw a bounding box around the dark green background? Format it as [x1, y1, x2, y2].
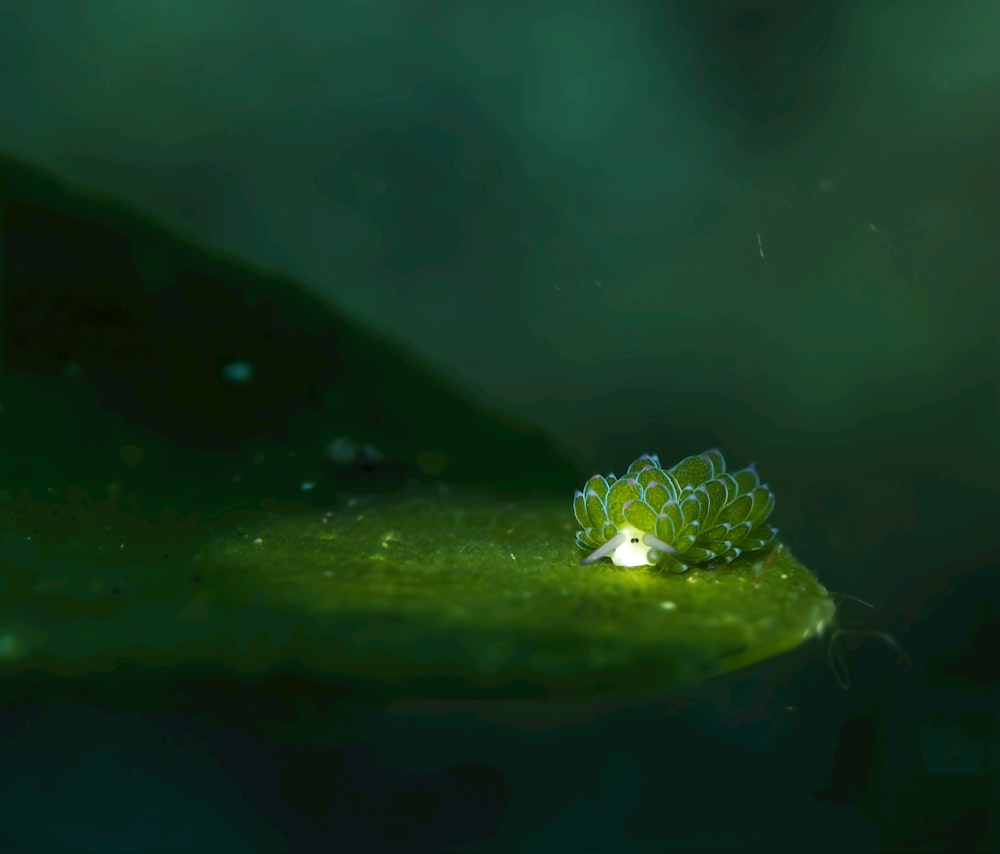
[1, 0, 997, 850]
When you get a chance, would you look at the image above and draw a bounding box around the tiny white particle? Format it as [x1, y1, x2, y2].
[659, 601, 676, 610]
[253, 537, 264, 546]
[300, 481, 316, 491]
[509, 552, 517, 561]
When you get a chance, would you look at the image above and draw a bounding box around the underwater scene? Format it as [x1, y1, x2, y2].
[1, 2, 997, 851]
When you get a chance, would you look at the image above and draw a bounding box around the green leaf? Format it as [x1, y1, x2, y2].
[198, 492, 834, 693]
[655, 501, 682, 541]
[733, 466, 760, 494]
[748, 486, 775, 526]
[572, 490, 589, 530]
[719, 492, 753, 525]
[643, 480, 673, 509]
[668, 451, 717, 488]
[584, 474, 611, 501]
[697, 479, 727, 527]
[584, 488, 609, 528]
[635, 464, 665, 489]
[0, 491, 833, 696]
[626, 454, 660, 475]
[605, 477, 642, 521]
[623, 499, 658, 532]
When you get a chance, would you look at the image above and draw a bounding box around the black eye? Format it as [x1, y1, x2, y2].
[631, 537, 640, 543]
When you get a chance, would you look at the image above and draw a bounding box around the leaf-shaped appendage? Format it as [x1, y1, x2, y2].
[573, 449, 778, 571]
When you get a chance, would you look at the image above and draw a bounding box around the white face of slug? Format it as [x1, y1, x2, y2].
[609, 524, 656, 567]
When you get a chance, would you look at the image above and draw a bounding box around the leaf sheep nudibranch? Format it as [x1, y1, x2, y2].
[573, 449, 778, 570]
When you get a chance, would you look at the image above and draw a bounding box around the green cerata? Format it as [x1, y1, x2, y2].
[573, 449, 778, 571]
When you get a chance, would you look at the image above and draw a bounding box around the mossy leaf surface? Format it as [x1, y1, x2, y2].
[197, 491, 835, 694]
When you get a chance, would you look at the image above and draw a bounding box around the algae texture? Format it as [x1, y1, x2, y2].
[0, 486, 833, 696]
[199, 489, 835, 694]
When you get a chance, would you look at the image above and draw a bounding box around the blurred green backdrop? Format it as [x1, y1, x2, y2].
[2, 0, 995, 606]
